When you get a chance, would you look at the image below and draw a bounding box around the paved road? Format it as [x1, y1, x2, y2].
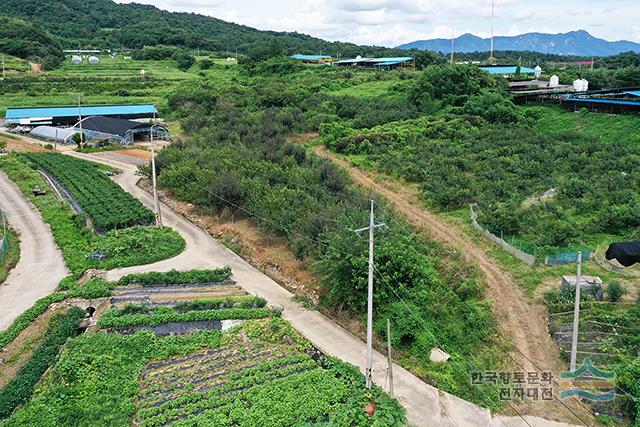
[69, 151, 583, 427]
[0, 172, 69, 331]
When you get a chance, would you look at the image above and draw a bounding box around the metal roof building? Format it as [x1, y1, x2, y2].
[74, 116, 169, 146]
[562, 97, 640, 114]
[333, 57, 413, 68]
[5, 104, 158, 126]
[625, 90, 640, 97]
[479, 65, 539, 75]
[290, 54, 332, 62]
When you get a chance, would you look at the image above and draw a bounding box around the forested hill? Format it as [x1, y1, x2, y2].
[2, 0, 402, 58]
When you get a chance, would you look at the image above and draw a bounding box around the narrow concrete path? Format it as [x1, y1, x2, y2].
[69, 151, 582, 427]
[0, 172, 68, 331]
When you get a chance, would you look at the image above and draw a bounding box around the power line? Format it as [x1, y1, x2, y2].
[143, 152, 597, 424]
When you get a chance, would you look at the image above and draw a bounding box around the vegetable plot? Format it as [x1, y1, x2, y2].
[135, 342, 405, 427]
[21, 153, 154, 231]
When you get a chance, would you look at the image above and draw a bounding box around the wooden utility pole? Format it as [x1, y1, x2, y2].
[387, 318, 394, 397]
[570, 251, 583, 371]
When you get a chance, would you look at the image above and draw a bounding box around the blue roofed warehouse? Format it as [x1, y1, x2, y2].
[5, 104, 158, 126]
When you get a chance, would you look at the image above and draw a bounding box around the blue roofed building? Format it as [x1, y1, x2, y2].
[5, 104, 158, 126]
[333, 57, 413, 69]
[479, 65, 539, 75]
[290, 54, 332, 64]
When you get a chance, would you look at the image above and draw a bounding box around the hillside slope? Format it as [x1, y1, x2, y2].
[2, 0, 401, 57]
[398, 30, 640, 56]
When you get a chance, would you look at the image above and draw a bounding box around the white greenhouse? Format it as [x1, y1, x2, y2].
[30, 126, 81, 144]
[71, 55, 83, 64]
[88, 56, 101, 64]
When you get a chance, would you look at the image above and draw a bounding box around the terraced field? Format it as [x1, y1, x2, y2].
[110, 281, 248, 307]
[134, 341, 400, 427]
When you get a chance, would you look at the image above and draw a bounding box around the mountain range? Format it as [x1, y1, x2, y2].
[397, 30, 640, 57]
[1, 0, 400, 58]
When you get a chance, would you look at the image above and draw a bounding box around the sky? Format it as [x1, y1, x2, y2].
[115, 0, 640, 47]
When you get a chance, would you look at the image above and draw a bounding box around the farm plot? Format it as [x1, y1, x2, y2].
[134, 342, 403, 427]
[98, 303, 275, 330]
[110, 282, 249, 307]
[20, 153, 154, 231]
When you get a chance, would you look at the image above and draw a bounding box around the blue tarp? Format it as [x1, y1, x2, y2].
[5, 104, 158, 120]
[624, 90, 640, 97]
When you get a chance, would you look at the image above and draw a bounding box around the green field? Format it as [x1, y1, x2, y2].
[0, 54, 238, 116]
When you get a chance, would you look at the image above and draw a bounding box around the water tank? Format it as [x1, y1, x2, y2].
[573, 79, 588, 92]
[71, 55, 82, 64]
[534, 65, 542, 80]
[88, 56, 100, 65]
[549, 75, 559, 88]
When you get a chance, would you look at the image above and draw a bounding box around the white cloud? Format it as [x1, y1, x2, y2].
[115, 0, 640, 47]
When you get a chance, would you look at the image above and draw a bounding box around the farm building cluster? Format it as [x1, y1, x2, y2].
[4, 104, 169, 147]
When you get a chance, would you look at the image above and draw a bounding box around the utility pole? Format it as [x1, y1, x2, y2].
[387, 318, 394, 397]
[351, 200, 386, 389]
[77, 94, 84, 147]
[489, 0, 495, 64]
[150, 118, 163, 228]
[54, 128, 58, 152]
[570, 251, 583, 371]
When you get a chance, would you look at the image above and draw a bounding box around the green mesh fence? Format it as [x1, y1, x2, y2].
[544, 250, 591, 265]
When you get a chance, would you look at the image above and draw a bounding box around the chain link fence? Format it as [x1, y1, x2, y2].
[469, 204, 536, 266]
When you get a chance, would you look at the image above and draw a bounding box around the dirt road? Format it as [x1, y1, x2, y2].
[314, 147, 597, 424]
[0, 172, 68, 330]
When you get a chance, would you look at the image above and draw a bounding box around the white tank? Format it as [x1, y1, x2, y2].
[88, 56, 100, 64]
[549, 75, 559, 88]
[573, 79, 589, 92]
[71, 55, 82, 64]
[534, 65, 542, 80]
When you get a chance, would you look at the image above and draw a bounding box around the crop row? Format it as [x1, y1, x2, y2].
[21, 153, 154, 231]
[98, 306, 275, 329]
[141, 343, 267, 379]
[116, 268, 232, 287]
[137, 355, 319, 426]
[0, 308, 85, 419]
[140, 348, 287, 398]
[139, 353, 314, 411]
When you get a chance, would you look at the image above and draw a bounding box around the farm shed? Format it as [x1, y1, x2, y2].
[30, 126, 81, 144]
[479, 65, 540, 75]
[5, 104, 159, 126]
[290, 54, 332, 64]
[74, 116, 169, 146]
[562, 97, 640, 114]
[333, 57, 413, 69]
